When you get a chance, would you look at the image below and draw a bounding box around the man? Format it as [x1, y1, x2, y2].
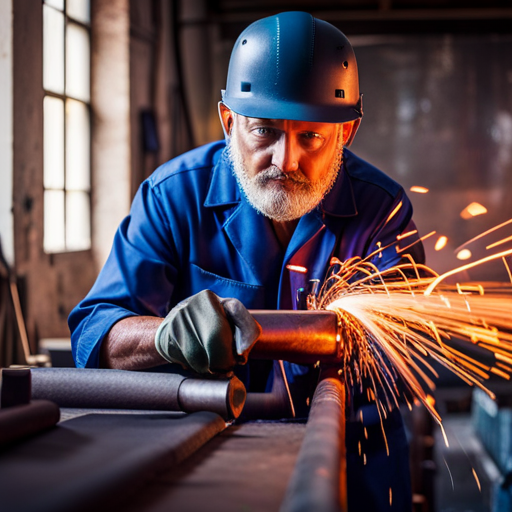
[69, 11, 423, 510]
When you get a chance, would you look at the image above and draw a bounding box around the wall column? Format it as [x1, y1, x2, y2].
[91, 0, 131, 270]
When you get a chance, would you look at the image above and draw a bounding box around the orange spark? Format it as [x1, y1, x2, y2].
[457, 249, 472, 260]
[486, 234, 512, 250]
[410, 186, 429, 194]
[460, 202, 487, 219]
[504, 257, 512, 283]
[385, 201, 403, 226]
[397, 230, 436, 254]
[435, 236, 448, 251]
[456, 283, 484, 295]
[397, 230, 418, 241]
[457, 217, 512, 252]
[286, 264, 307, 274]
[425, 247, 512, 295]
[472, 468, 481, 492]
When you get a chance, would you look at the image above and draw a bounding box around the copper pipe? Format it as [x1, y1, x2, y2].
[249, 310, 340, 364]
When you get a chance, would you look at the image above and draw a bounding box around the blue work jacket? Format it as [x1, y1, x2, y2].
[69, 140, 421, 511]
[69, 141, 423, 369]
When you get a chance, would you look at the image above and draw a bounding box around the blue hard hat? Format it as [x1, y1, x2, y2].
[222, 11, 363, 124]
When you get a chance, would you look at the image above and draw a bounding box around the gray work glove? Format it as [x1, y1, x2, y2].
[155, 290, 261, 375]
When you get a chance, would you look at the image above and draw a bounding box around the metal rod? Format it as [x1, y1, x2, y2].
[30, 368, 246, 421]
[250, 310, 340, 364]
[243, 360, 295, 420]
[280, 368, 347, 512]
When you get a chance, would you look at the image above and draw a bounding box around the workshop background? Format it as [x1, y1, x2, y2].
[1, 1, 512, 511]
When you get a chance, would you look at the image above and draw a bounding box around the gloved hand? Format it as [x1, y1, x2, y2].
[154, 290, 261, 375]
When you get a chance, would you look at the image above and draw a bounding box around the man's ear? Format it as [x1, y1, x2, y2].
[342, 119, 361, 147]
[218, 102, 234, 138]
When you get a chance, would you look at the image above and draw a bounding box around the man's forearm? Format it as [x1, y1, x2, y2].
[100, 316, 167, 370]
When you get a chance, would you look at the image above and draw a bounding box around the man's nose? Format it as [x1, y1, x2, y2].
[271, 135, 300, 173]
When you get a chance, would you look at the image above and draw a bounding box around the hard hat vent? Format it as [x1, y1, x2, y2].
[241, 82, 251, 92]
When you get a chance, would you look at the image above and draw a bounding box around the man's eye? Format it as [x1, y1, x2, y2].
[255, 127, 274, 136]
[300, 132, 325, 149]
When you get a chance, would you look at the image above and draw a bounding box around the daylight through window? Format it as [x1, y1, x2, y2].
[43, 0, 91, 253]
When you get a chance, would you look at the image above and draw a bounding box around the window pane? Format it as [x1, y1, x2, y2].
[67, 0, 90, 24]
[66, 22, 90, 102]
[43, 5, 64, 94]
[66, 99, 90, 191]
[44, 190, 65, 253]
[44, 0, 64, 11]
[44, 96, 65, 189]
[66, 191, 91, 251]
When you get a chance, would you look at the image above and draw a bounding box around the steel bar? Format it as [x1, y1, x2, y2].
[280, 368, 347, 512]
[0, 411, 227, 512]
[250, 310, 340, 364]
[31, 368, 246, 421]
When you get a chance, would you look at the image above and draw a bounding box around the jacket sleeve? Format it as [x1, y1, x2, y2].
[68, 180, 180, 368]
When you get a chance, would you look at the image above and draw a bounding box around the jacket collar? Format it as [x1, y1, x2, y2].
[204, 148, 240, 207]
[204, 145, 358, 218]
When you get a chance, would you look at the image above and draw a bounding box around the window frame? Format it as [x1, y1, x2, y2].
[42, 0, 92, 254]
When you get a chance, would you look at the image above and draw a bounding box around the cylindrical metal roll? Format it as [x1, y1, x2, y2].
[0, 400, 61, 447]
[179, 377, 246, 420]
[31, 368, 246, 421]
[280, 369, 347, 512]
[250, 310, 340, 364]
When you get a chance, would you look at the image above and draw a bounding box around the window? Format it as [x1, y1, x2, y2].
[43, 0, 91, 253]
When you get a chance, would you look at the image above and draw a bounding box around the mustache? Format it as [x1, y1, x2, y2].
[255, 166, 310, 185]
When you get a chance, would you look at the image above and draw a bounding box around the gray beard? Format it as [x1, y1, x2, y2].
[227, 131, 344, 222]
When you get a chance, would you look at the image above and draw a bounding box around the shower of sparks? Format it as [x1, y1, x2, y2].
[310, 244, 512, 446]
[456, 218, 512, 252]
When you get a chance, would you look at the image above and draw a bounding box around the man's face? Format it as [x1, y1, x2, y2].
[223, 110, 348, 222]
